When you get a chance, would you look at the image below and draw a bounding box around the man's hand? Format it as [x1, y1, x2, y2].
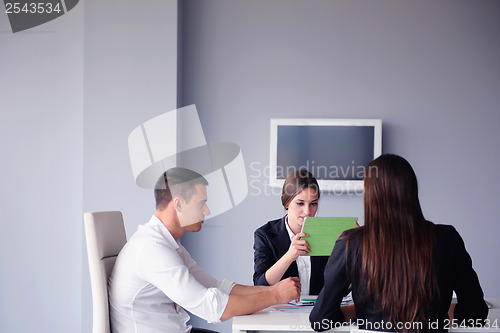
[220, 278, 301, 321]
[271, 277, 301, 304]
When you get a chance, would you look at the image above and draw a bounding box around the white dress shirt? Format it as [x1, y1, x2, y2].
[285, 219, 311, 295]
[108, 216, 235, 333]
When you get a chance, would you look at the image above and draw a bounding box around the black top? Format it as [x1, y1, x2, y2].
[310, 222, 488, 332]
[253, 216, 329, 295]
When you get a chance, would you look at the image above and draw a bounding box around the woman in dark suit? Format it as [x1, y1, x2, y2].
[253, 169, 328, 295]
[310, 154, 488, 332]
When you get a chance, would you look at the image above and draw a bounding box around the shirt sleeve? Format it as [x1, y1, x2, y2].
[182, 245, 236, 294]
[309, 233, 350, 331]
[450, 227, 488, 321]
[136, 242, 231, 323]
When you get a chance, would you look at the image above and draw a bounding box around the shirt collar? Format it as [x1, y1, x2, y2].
[284, 215, 296, 241]
[147, 215, 180, 250]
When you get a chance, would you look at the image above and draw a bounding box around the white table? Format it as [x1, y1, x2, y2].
[232, 298, 500, 333]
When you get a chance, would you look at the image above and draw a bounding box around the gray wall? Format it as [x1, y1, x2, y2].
[179, 0, 500, 331]
[0, 1, 178, 332]
[0, 5, 84, 332]
[82, 1, 179, 332]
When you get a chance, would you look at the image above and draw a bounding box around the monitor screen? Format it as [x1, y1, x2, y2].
[270, 118, 382, 193]
[276, 125, 374, 180]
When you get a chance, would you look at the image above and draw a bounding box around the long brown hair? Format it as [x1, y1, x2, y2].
[362, 154, 436, 331]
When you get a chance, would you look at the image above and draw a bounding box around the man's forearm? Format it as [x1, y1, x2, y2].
[220, 277, 300, 321]
[230, 284, 270, 295]
[220, 291, 277, 321]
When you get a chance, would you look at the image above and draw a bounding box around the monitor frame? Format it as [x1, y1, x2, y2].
[269, 118, 382, 194]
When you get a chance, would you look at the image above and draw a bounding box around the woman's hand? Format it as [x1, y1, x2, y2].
[264, 232, 310, 286]
[285, 232, 310, 261]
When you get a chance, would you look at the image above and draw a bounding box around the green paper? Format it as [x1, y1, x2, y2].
[301, 217, 358, 256]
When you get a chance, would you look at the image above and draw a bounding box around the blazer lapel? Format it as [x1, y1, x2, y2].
[272, 216, 299, 279]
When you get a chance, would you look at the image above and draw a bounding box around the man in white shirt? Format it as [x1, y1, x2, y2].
[108, 167, 300, 333]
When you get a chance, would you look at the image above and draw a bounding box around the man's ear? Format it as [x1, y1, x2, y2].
[173, 197, 183, 213]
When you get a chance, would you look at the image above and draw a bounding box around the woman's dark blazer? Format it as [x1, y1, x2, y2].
[253, 216, 329, 295]
[310, 223, 488, 332]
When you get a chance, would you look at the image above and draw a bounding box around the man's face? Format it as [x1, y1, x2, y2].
[178, 183, 210, 231]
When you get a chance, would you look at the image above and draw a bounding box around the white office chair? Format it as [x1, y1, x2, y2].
[84, 211, 127, 333]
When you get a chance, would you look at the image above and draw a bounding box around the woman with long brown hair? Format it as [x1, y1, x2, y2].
[310, 154, 487, 332]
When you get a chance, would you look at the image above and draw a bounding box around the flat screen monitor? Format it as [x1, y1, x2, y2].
[269, 118, 382, 194]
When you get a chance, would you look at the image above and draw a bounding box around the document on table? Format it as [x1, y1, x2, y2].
[286, 293, 353, 307]
[289, 295, 318, 306]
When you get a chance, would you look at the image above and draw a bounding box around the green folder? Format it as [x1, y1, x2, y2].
[301, 217, 358, 256]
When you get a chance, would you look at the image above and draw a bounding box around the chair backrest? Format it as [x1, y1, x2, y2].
[84, 211, 127, 333]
